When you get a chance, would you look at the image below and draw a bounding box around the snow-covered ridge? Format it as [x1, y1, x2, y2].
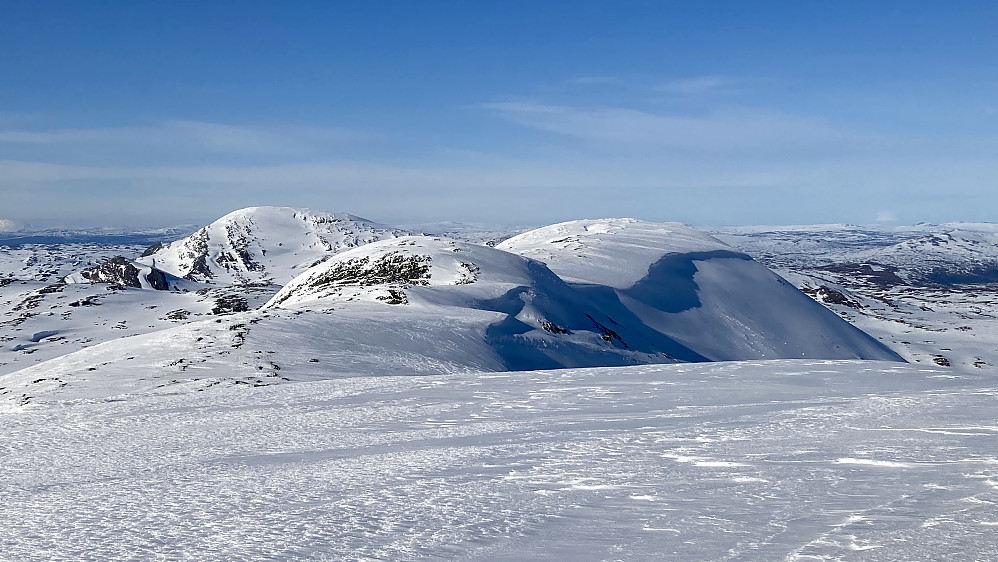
[498, 218, 732, 287]
[267, 236, 532, 308]
[138, 206, 407, 285]
[3, 213, 996, 559]
[264, 235, 707, 370]
[3, 211, 907, 405]
[499, 218, 901, 362]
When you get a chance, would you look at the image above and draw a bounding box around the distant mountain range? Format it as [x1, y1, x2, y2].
[1, 206, 902, 404]
[0, 225, 198, 247]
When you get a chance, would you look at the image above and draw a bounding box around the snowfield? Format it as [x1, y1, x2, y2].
[2, 209, 998, 560]
[1, 360, 996, 560]
[712, 223, 998, 370]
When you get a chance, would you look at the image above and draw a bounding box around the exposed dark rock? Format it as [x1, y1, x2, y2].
[81, 256, 142, 288]
[78, 256, 171, 290]
[541, 320, 568, 334]
[181, 228, 214, 281]
[212, 295, 249, 315]
[585, 313, 627, 347]
[925, 264, 998, 285]
[145, 267, 170, 290]
[186, 254, 213, 282]
[307, 252, 432, 291]
[819, 263, 906, 288]
[140, 242, 164, 257]
[375, 288, 408, 305]
[802, 285, 862, 309]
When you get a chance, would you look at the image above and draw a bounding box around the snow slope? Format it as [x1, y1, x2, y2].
[498, 218, 729, 287]
[137, 206, 406, 285]
[2, 220, 910, 404]
[1, 360, 995, 560]
[0, 278, 279, 379]
[713, 223, 998, 370]
[268, 235, 708, 368]
[500, 219, 902, 362]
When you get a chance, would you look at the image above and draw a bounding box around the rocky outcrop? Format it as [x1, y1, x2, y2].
[74, 256, 172, 290]
[137, 207, 407, 286]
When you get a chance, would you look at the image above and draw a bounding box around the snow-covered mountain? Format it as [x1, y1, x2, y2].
[713, 222, 998, 370]
[267, 235, 708, 369]
[1, 214, 907, 404]
[859, 228, 998, 285]
[499, 219, 901, 362]
[3, 212, 996, 560]
[137, 207, 407, 285]
[712, 222, 998, 287]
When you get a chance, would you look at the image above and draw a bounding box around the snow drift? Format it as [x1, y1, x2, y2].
[499, 219, 902, 362]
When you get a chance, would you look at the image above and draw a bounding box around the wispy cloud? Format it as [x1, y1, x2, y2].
[655, 76, 733, 95]
[565, 74, 760, 96]
[482, 101, 905, 157]
[0, 120, 372, 157]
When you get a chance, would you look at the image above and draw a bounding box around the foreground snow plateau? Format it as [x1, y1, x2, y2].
[1, 360, 996, 560]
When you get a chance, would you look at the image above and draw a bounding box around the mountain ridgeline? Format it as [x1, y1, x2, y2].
[135, 207, 407, 286]
[2, 207, 903, 404]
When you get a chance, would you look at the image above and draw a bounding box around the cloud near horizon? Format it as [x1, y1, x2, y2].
[0, 120, 373, 164]
[3, 87, 997, 228]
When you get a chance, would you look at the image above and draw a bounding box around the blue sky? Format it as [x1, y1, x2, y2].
[1, 1, 996, 228]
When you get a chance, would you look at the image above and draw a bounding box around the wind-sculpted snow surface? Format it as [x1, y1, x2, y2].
[498, 218, 731, 288]
[266, 236, 704, 371]
[1, 360, 996, 560]
[137, 206, 406, 285]
[500, 219, 902, 362]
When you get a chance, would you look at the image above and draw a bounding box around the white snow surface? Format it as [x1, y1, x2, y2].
[137, 206, 406, 285]
[266, 235, 534, 309]
[712, 223, 998, 370]
[3, 214, 998, 559]
[499, 218, 730, 288]
[498, 219, 900, 362]
[2, 360, 996, 560]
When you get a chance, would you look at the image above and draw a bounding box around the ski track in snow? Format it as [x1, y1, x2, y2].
[1, 360, 997, 560]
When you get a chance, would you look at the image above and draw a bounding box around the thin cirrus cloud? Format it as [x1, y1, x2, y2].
[482, 101, 905, 157]
[567, 75, 751, 94]
[0, 156, 787, 192]
[0, 120, 373, 159]
[655, 76, 732, 95]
